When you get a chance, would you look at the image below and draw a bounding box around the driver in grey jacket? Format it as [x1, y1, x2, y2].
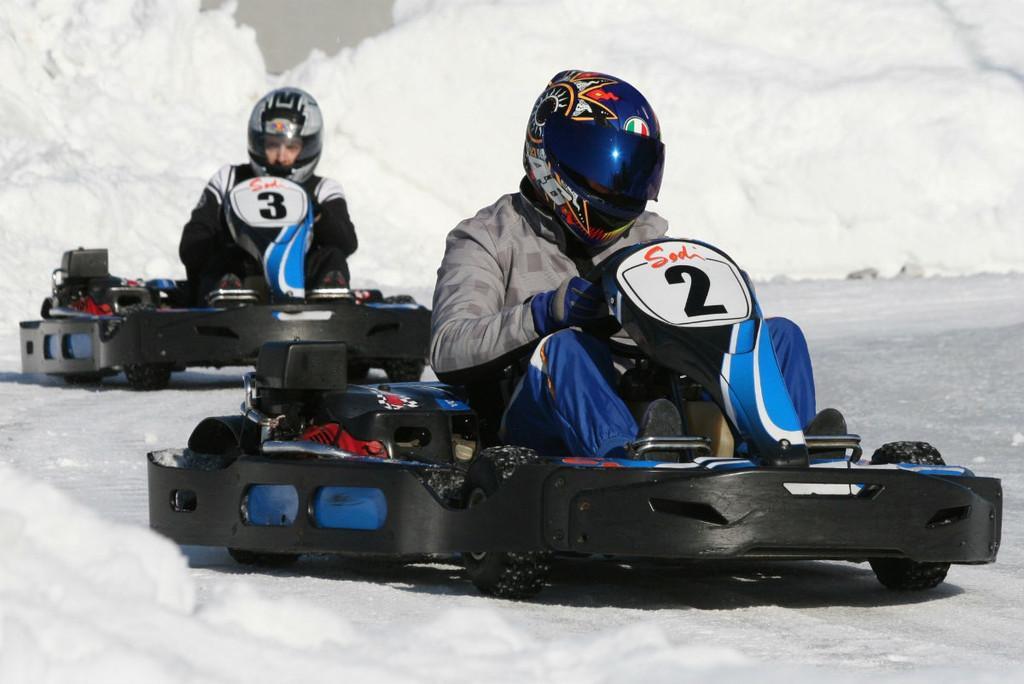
[430, 70, 821, 459]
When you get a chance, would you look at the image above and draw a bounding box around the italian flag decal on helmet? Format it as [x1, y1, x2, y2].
[624, 116, 650, 136]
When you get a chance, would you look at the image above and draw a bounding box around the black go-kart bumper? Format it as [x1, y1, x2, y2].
[20, 302, 429, 377]
[148, 451, 1001, 564]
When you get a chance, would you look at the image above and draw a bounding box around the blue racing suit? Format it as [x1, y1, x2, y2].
[500, 320, 814, 459]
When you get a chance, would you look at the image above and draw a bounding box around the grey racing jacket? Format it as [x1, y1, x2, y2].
[429, 185, 669, 382]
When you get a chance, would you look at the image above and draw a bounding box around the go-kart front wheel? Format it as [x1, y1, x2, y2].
[124, 363, 173, 391]
[462, 446, 550, 600]
[63, 372, 106, 386]
[867, 441, 951, 590]
[228, 548, 300, 568]
[869, 558, 950, 591]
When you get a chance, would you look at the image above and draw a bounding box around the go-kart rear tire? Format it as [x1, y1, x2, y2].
[462, 446, 550, 600]
[869, 557, 950, 590]
[384, 360, 425, 383]
[124, 363, 173, 391]
[228, 548, 300, 567]
[870, 441, 946, 466]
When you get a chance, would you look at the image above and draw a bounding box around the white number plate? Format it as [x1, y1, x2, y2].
[228, 176, 308, 228]
[615, 240, 752, 327]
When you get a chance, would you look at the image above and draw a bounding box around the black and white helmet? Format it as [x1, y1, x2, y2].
[247, 87, 324, 183]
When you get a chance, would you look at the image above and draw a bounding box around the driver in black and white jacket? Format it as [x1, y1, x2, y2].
[179, 87, 357, 303]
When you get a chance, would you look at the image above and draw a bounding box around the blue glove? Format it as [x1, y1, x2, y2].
[530, 276, 606, 336]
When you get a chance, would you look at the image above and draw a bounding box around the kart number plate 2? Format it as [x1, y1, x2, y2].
[615, 240, 752, 327]
[228, 176, 309, 229]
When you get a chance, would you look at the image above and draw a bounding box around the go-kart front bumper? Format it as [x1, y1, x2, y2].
[148, 451, 1001, 564]
[20, 301, 429, 376]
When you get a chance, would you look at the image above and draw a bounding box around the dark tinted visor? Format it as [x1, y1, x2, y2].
[544, 115, 665, 205]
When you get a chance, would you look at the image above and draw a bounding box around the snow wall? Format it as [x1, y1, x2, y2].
[2, 0, 1024, 332]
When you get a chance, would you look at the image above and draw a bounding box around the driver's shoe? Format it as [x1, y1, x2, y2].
[629, 399, 685, 462]
[215, 273, 243, 290]
[317, 270, 348, 289]
[804, 408, 848, 436]
[637, 398, 683, 440]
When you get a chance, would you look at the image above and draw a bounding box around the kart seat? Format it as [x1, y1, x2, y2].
[682, 400, 735, 458]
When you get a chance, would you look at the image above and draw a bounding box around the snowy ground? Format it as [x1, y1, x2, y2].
[2, 274, 1022, 682]
[3, 0, 1024, 680]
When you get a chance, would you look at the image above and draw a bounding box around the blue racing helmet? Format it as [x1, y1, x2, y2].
[523, 70, 665, 245]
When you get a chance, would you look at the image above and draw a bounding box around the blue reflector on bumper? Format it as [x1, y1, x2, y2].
[312, 487, 387, 530]
[63, 333, 93, 359]
[243, 485, 299, 526]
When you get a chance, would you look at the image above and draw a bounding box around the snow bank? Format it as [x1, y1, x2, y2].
[0, 461, 755, 682]
[3, 0, 1024, 330]
[322, 0, 1024, 284]
[0, 463, 194, 682]
[0, 0, 266, 329]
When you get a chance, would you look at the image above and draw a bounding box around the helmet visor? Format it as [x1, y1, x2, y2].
[544, 115, 665, 207]
[250, 130, 322, 166]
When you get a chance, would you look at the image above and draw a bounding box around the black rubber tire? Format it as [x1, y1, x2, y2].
[62, 372, 106, 385]
[227, 548, 301, 567]
[462, 446, 550, 599]
[868, 442, 950, 590]
[383, 294, 416, 304]
[114, 303, 173, 391]
[124, 363, 173, 391]
[384, 359, 425, 383]
[870, 441, 946, 466]
[869, 557, 950, 590]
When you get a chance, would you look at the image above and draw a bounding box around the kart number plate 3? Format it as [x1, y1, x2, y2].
[229, 176, 309, 229]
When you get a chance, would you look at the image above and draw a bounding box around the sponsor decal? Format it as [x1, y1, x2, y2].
[265, 118, 298, 136]
[624, 116, 650, 136]
[435, 398, 470, 411]
[247, 176, 282, 192]
[374, 390, 419, 411]
[643, 244, 704, 269]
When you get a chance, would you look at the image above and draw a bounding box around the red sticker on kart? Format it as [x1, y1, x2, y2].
[615, 240, 752, 327]
[374, 390, 419, 410]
